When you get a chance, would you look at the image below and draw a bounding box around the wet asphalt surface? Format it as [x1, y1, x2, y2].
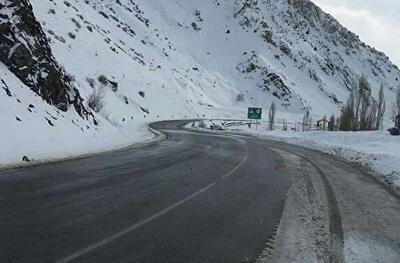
[0, 120, 291, 263]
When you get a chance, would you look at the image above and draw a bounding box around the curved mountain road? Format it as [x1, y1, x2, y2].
[0, 120, 399, 263]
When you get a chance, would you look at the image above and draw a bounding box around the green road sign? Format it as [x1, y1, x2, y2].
[248, 107, 262, 120]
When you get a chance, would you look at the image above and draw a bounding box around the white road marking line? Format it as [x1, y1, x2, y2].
[57, 182, 216, 263]
[167, 128, 249, 180]
[58, 131, 249, 263]
[222, 144, 249, 179]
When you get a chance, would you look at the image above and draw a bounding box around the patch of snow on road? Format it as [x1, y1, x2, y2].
[345, 235, 399, 263]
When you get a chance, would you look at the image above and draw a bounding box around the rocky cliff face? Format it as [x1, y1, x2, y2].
[0, 0, 87, 115]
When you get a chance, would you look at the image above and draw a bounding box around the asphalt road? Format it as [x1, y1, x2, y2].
[0, 120, 292, 263]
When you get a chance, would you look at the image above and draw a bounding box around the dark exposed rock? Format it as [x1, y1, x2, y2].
[2, 86, 12, 97]
[98, 11, 109, 19]
[246, 62, 257, 73]
[279, 40, 291, 57]
[191, 22, 201, 31]
[1, 79, 12, 97]
[98, 75, 109, 85]
[68, 32, 76, 39]
[263, 72, 291, 100]
[262, 29, 274, 45]
[45, 117, 55, 126]
[140, 107, 149, 114]
[0, 0, 88, 117]
[22, 156, 30, 162]
[109, 80, 118, 92]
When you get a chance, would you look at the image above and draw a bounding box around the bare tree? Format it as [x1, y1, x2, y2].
[358, 76, 372, 131]
[340, 98, 353, 131]
[282, 119, 288, 131]
[268, 102, 276, 130]
[367, 101, 378, 131]
[392, 85, 400, 126]
[88, 88, 104, 113]
[352, 80, 361, 131]
[335, 117, 341, 130]
[328, 114, 335, 131]
[302, 110, 312, 131]
[340, 83, 357, 131]
[375, 85, 386, 130]
[235, 93, 245, 102]
[319, 115, 327, 131]
[340, 76, 382, 131]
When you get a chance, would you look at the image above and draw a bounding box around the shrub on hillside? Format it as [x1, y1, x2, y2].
[98, 75, 109, 86]
[236, 93, 245, 102]
[88, 89, 104, 113]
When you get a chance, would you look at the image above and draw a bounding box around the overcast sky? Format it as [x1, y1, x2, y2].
[311, 0, 400, 66]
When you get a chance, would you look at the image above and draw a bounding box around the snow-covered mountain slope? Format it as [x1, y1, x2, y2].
[29, 0, 400, 118]
[0, 62, 152, 165]
[1, 0, 400, 164]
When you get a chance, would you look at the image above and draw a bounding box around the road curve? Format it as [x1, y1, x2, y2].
[0, 120, 291, 263]
[1, 120, 400, 262]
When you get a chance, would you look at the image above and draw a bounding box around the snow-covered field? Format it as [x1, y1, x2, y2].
[191, 120, 400, 192]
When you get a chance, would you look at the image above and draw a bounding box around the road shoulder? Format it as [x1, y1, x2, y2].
[0, 124, 166, 172]
[188, 123, 400, 262]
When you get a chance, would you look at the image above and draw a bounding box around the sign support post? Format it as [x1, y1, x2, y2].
[248, 108, 262, 131]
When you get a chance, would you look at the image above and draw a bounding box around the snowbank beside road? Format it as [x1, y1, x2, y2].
[191, 120, 400, 192]
[266, 131, 400, 190]
[0, 118, 156, 170]
[0, 63, 157, 169]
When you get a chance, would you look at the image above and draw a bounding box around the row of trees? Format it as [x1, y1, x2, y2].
[267, 76, 398, 132]
[339, 76, 386, 131]
[301, 77, 400, 132]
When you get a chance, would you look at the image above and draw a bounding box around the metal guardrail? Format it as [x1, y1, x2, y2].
[205, 119, 338, 132]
